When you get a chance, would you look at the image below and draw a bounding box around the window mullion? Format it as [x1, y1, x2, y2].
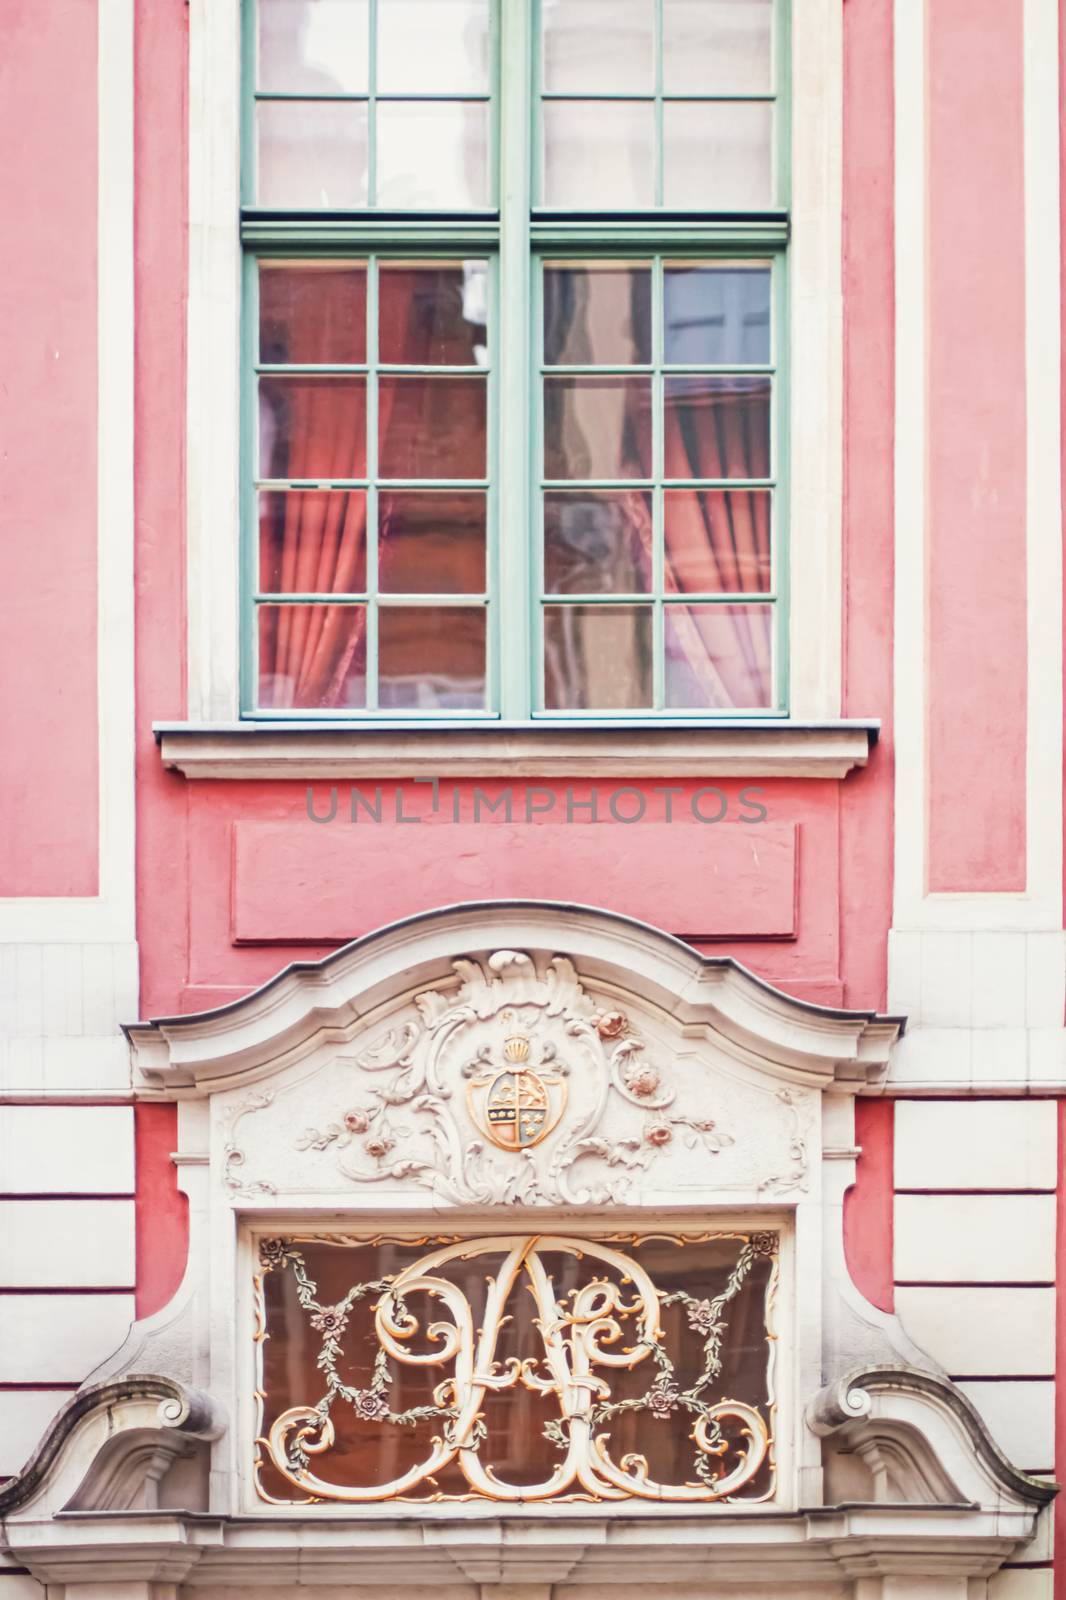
[496, 0, 533, 720]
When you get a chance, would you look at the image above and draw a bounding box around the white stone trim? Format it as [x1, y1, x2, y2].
[183, 0, 846, 730]
[186, 0, 242, 723]
[787, 0, 843, 718]
[0, 0, 137, 948]
[155, 720, 876, 781]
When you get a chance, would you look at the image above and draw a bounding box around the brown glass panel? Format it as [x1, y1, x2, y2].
[543, 376, 652, 480]
[663, 375, 770, 481]
[663, 489, 771, 593]
[543, 604, 653, 708]
[256, 1232, 776, 1504]
[378, 262, 488, 366]
[258, 376, 367, 481]
[378, 375, 487, 479]
[377, 605, 486, 709]
[543, 491, 652, 594]
[378, 492, 486, 593]
[257, 603, 367, 709]
[259, 263, 367, 365]
[664, 602, 773, 708]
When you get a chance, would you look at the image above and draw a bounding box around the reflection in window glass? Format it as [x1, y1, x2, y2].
[543, 605, 653, 709]
[664, 603, 773, 708]
[541, 0, 654, 93]
[256, 100, 369, 209]
[662, 101, 774, 210]
[538, 257, 778, 712]
[378, 606, 487, 708]
[376, 101, 490, 210]
[253, 258, 491, 712]
[377, 0, 490, 93]
[258, 0, 370, 94]
[544, 263, 651, 366]
[663, 265, 770, 366]
[542, 101, 655, 210]
[662, 0, 774, 95]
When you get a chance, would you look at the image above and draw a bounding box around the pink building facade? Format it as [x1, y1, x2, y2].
[1, 1, 1064, 1598]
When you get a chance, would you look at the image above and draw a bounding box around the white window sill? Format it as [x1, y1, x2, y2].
[154, 719, 879, 780]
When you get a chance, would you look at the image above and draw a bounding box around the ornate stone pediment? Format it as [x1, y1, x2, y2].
[216, 946, 819, 1207]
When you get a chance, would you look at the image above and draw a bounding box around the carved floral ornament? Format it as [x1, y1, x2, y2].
[253, 1229, 779, 1505]
[223, 949, 813, 1204]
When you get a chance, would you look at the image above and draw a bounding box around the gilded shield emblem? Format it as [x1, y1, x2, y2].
[467, 1034, 567, 1151]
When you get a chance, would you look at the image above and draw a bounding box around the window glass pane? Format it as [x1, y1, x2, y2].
[377, 0, 490, 93]
[258, 0, 369, 94]
[378, 375, 487, 478]
[544, 491, 652, 594]
[259, 490, 368, 592]
[544, 604, 653, 709]
[662, 101, 773, 209]
[543, 263, 651, 366]
[542, 101, 655, 209]
[376, 101, 490, 208]
[378, 606, 487, 708]
[663, 265, 770, 366]
[256, 100, 369, 208]
[663, 376, 770, 480]
[544, 376, 652, 479]
[257, 603, 367, 707]
[379, 491, 486, 593]
[259, 376, 367, 480]
[379, 262, 488, 366]
[665, 602, 773, 707]
[664, 490, 771, 593]
[259, 263, 367, 365]
[541, 0, 654, 93]
[662, 0, 773, 95]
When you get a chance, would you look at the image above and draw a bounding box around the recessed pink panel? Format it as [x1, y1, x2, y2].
[231, 820, 798, 944]
[0, 0, 99, 896]
[926, 0, 1027, 893]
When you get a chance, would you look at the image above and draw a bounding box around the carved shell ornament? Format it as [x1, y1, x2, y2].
[288, 949, 736, 1206]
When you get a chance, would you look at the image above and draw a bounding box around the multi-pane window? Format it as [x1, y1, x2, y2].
[243, 0, 787, 718]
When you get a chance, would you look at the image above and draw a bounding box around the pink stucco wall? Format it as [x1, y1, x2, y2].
[0, 0, 100, 897]
[925, 0, 1029, 894]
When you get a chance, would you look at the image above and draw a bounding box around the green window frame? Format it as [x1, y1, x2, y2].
[240, 0, 790, 722]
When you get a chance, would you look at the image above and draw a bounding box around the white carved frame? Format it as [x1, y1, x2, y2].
[122, 902, 906, 1519]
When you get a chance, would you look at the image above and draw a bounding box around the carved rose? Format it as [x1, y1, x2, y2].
[352, 1388, 390, 1422]
[623, 1062, 661, 1098]
[645, 1121, 673, 1147]
[646, 1380, 681, 1419]
[310, 1304, 350, 1337]
[750, 1232, 778, 1258]
[595, 1011, 628, 1040]
[258, 1237, 290, 1269]
[685, 1298, 717, 1337]
[343, 1109, 370, 1133]
[364, 1132, 395, 1160]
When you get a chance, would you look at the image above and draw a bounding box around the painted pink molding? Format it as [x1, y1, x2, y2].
[230, 819, 799, 944]
[0, 0, 99, 896]
[926, 0, 1027, 893]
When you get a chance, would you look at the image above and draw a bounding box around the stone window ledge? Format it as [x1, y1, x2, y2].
[155, 719, 879, 780]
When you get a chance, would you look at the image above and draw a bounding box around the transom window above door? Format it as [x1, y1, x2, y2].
[243, 0, 788, 719]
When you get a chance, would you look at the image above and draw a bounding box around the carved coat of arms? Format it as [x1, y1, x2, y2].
[466, 1033, 568, 1150]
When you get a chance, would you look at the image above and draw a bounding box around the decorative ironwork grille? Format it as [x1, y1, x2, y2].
[253, 1230, 778, 1504]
